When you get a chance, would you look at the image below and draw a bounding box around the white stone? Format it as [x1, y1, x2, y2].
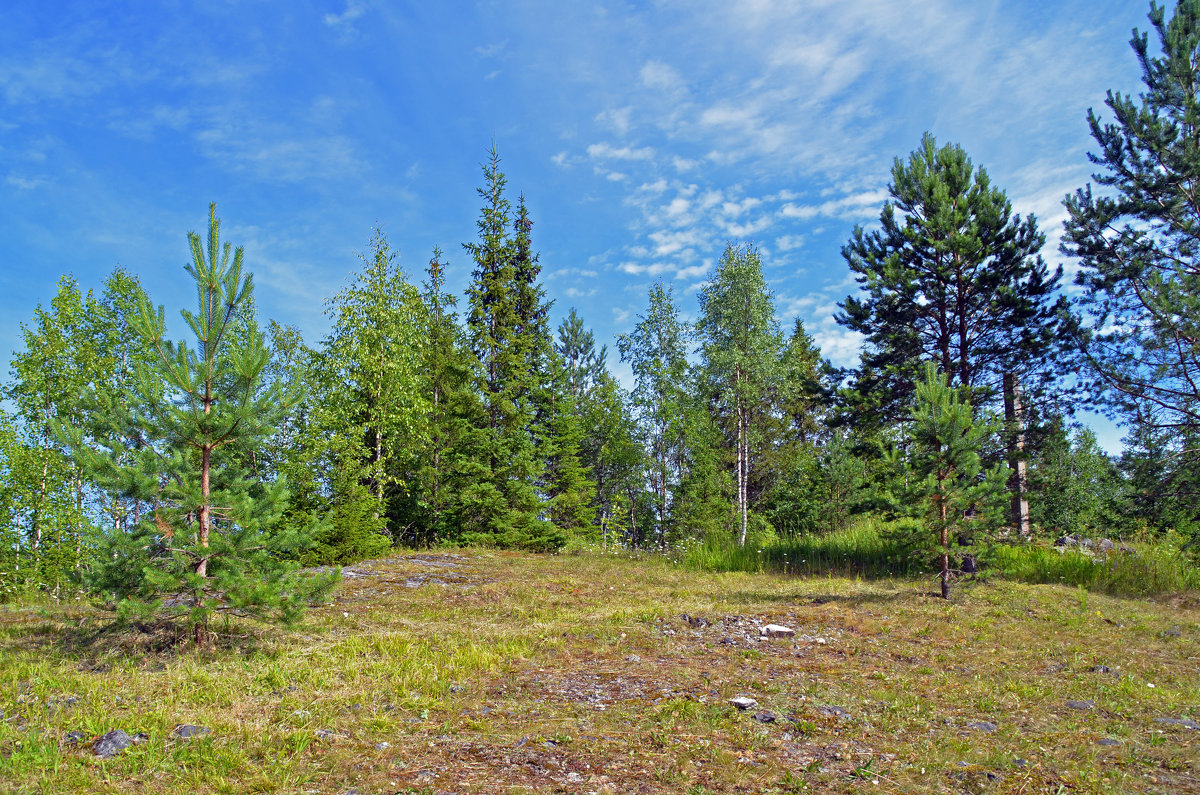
[729, 696, 758, 710]
[760, 624, 796, 638]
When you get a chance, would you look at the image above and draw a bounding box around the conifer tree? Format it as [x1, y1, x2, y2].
[907, 364, 1008, 599]
[463, 145, 561, 550]
[64, 204, 332, 645]
[557, 308, 607, 403]
[838, 134, 1066, 532]
[404, 247, 487, 546]
[1063, 0, 1200, 516]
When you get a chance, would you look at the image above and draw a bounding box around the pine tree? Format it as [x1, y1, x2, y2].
[695, 243, 784, 546]
[557, 307, 607, 403]
[63, 204, 333, 645]
[907, 363, 1008, 599]
[838, 133, 1066, 533]
[1062, 1, 1200, 502]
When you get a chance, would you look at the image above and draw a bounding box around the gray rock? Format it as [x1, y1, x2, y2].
[967, 721, 998, 732]
[729, 696, 758, 710]
[818, 705, 851, 719]
[625, 655, 641, 663]
[1014, 758, 1029, 769]
[1096, 738, 1121, 746]
[752, 711, 776, 723]
[93, 729, 133, 758]
[170, 724, 210, 739]
[1088, 665, 1111, 674]
[375, 741, 390, 751]
[1055, 535, 1077, 547]
[314, 729, 338, 741]
[1065, 700, 1095, 710]
[1155, 717, 1200, 730]
[760, 624, 795, 638]
[62, 730, 87, 746]
[1097, 538, 1115, 552]
[131, 732, 149, 744]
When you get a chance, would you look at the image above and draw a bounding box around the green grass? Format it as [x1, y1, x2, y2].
[992, 540, 1200, 597]
[679, 519, 1200, 598]
[1, 548, 1198, 793]
[678, 520, 907, 578]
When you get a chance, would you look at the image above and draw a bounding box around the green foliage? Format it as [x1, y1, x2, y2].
[905, 363, 1008, 598]
[63, 204, 334, 642]
[695, 242, 784, 546]
[1064, 0, 1200, 442]
[576, 370, 647, 548]
[317, 226, 428, 547]
[839, 133, 1065, 424]
[618, 282, 691, 548]
[991, 540, 1200, 597]
[1029, 423, 1127, 538]
[462, 146, 563, 551]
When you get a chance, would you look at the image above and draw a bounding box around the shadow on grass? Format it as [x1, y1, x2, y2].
[0, 610, 277, 666]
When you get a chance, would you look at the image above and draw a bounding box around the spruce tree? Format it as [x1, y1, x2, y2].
[64, 204, 332, 645]
[406, 247, 487, 546]
[463, 146, 561, 550]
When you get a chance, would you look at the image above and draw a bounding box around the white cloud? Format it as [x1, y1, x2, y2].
[640, 60, 684, 92]
[780, 189, 887, 220]
[775, 234, 804, 251]
[587, 142, 655, 161]
[596, 106, 634, 136]
[6, 175, 45, 190]
[475, 41, 508, 58]
[324, 0, 368, 40]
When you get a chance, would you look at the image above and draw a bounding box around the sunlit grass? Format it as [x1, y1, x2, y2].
[1, 548, 1197, 793]
[678, 518, 1200, 598]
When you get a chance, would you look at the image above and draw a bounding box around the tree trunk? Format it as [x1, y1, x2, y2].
[196, 444, 211, 578]
[938, 482, 951, 599]
[1003, 372, 1031, 537]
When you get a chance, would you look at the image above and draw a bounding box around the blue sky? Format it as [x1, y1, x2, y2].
[1, 0, 1150, 450]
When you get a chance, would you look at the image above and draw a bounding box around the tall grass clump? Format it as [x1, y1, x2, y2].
[679, 518, 911, 578]
[992, 541, 1200, 597]
[677, 516, 1200, 598]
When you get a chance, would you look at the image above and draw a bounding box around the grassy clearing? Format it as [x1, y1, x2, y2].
[680, 520, 1200, 599]
[1, 549, 1198, 793]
